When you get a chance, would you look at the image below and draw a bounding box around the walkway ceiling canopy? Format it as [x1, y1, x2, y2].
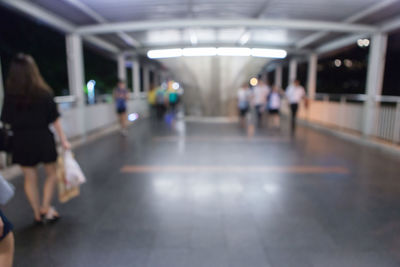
[2, 0, 400, 55]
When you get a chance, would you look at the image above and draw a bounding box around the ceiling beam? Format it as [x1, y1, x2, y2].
[316, 33, 368, 55]
[381, 15, 400, 32]
[296, 0, 396, 48]
[0, 0, 120, 54]
[62, 0, 141, 47]
[76, 19, 378, 35]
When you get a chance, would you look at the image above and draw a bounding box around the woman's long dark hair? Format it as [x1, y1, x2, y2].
[6, 53, 52, 97]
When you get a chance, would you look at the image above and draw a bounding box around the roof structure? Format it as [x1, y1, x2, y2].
[1, 0, 400, 56]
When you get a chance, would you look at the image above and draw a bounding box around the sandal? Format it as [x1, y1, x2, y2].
[42, 207, 60, 224]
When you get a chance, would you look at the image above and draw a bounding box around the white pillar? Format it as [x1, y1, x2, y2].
[288, 59, 297, 86]
[307, 53, 318, 100]
[143, 65, 150, 93]
[117, 54, 127, 81]
[132, 59, 141, 98]
[274, 64, 282, 89]
[362, 33, 388, 137]
[66, 34, 86, 136]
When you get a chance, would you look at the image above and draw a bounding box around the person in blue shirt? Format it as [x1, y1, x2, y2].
[113, 80, 129, 135]
[0, 210, 14, 267]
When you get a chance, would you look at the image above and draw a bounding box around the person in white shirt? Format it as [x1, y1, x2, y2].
[285, 80, 307, 134]
[237, 83, 251, 127]
[253, 80, 270, 127]
[267, 85, 283, 129]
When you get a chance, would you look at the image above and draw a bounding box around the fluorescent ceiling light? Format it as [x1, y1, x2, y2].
[147, 47, 288, 59]
[182, 47, 217, 57]
[251, 48, 287, 58]
[147, 49, 182, 59]
[217, 47, 251, 56]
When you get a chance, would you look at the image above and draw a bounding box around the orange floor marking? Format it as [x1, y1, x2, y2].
[120, 165, 349, 174]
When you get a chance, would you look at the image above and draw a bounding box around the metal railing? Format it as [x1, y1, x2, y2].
[291, 93, 400, 144]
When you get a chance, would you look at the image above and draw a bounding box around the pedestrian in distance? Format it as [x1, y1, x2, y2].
[113, 79, 130, 136]
[285, 79, 307, 135]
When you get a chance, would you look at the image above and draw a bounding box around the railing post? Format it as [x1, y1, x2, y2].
[394, 101, 400, 144]
[340, 95, 346, 130]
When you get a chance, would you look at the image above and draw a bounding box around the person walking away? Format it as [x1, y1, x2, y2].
[285, 79, 306, 135]
[237, 83, 251, 128]
[1, 54, 71, 224]
[253, 79, 270, 127]
[147, 84, 157, 119]
[267, 85, 282, 129]
[113, 80, 129, 135]
[155, 86, 166, 120]
[0, 210, 14, 267]
[168, 88, 179, 114]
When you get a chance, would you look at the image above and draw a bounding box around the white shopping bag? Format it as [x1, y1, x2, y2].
[0, 174, 15, 205]
[64, 150, 86, 189]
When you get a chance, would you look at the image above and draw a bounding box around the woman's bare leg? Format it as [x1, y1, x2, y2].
[21, 167, 41, 221]
[0, 233, 14, 267]
[41, 163, 58, 215]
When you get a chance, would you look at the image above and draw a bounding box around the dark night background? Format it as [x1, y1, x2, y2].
[0, 5, 117, 96]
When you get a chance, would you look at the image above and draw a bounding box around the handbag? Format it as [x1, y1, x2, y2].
[0, 126, 13, 153]
[0, 174, 15, 205]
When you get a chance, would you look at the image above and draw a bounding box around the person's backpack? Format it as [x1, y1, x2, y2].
[156, 90, 165, 104]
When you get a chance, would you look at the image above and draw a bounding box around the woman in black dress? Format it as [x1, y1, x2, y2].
[1, 54, 70, 223]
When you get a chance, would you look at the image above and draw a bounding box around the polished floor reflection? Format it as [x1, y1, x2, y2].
[3, 119, 400, 267]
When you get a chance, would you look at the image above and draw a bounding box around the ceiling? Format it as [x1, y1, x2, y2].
[8, 0, 399, 52]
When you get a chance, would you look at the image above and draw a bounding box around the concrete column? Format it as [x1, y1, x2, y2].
[288, 58, 297, 86]
[307, 53, 318, 100]
[274, 64, 282, 89]
[117, 54, 127, 81]
[132, 59, 141, 98]
[66, 34, 86, 136]
[143, 65, 150, 93]
[362, 33, 388, 137]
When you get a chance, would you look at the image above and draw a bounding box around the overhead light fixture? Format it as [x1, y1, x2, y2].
[251, 48, 287, 59]
[217, 47, 251, 56]
[147, 47, 288, 59]
[147, 49, 182, 59]
[182, 47, 217, 57]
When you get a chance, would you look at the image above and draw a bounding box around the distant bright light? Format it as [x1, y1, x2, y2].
[147, 49, 182, 59]
[182, 47, 217, 57]
[251, 48, 287, 59]
[344, 59, 353, 68]
[334, 59, 342, 67]
[357, 38, 370, 48]
[128, 113, 139, 122]
[172, 82, 180, 90]
[239, 32, 251, 45]
[190, 31, 198, 45]
[250, 77, 258, 86]
[217, 47, 251, 56]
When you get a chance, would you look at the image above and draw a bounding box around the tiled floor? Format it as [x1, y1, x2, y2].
[3, 118, 400, 266]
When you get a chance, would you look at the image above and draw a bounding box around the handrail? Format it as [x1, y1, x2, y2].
[54, 95, 76, 104]
[315, 93, 400, 103]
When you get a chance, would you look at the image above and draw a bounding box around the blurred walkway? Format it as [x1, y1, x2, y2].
[3, 118, 400, 267]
